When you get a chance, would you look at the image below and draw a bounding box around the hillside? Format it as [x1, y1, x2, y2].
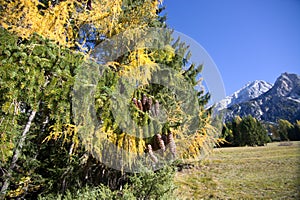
[217, 73, 300, 123]
[214, 80, 272, 112]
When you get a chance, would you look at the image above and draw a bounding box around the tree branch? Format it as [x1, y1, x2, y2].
[0, 107, 38, 198]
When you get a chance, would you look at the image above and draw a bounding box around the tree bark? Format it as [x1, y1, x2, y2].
[0, 108, 38, 198]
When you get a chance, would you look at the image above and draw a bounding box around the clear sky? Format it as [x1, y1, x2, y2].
[163, 0, 300, 96]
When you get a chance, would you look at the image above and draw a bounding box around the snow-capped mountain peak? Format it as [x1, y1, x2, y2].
[214, 80, 272, 112]
[219, 72, 300, 123]
[273, 72, 300, 97]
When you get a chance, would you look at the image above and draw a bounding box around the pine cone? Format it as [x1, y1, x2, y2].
[147, 144, 158, 163]
[138, 100, 143, 111]
[167, 132, 176, 158]
[156, 134, 166, 152]
[147, 97, 153, 112]
[132, 98, 139, 108]
[142, 94, 148, 110]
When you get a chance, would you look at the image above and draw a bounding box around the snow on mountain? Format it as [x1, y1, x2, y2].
[272, 72, 300, 97]
[214, 80, 273, 112]
[223, 72, 300, 123]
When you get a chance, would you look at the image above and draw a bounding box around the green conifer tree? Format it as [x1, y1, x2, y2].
[0, 0, 216, 198]
[278, 119, 294, 141]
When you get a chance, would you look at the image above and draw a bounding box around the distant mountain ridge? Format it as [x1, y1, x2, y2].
[216, 72, 300, 123]
[214, 80, 273, 112]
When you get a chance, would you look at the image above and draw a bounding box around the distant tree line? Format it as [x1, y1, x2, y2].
[221, 115, 270, 147]
[220, 116, 300, 147]
[267, 119, 300, 141]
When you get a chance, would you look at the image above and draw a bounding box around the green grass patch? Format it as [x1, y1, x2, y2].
[175, 141, 300, 199]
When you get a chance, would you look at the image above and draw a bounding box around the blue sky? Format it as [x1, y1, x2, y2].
[163, 0, 300, 96]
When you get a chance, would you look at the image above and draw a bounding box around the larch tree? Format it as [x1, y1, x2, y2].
[0, 0, 218, 198]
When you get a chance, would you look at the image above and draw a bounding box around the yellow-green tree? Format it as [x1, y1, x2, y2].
[0, 0, 216, 198]
[278, 119, 293, 141]
[221, 116, 269, 147]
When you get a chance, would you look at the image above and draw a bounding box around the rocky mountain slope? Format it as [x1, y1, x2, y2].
[217, 72, 300, 123]
[214, 80, 273, 112]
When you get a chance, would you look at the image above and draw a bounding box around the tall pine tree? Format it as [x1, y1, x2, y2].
[0, 0, 216, 198]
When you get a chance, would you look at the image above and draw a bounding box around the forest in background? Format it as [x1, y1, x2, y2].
[221, 115, 300, 147]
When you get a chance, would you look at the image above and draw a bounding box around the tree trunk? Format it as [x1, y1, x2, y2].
[0, 108, 37, 198]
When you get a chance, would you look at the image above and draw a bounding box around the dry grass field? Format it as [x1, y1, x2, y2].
[174, 141, 300, 199]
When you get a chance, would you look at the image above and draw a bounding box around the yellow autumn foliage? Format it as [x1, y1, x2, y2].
[0, 0, 161, 48]
[0, 0, 218, 168]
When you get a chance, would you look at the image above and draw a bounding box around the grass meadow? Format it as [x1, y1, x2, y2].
[174, 141, 300, 199]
